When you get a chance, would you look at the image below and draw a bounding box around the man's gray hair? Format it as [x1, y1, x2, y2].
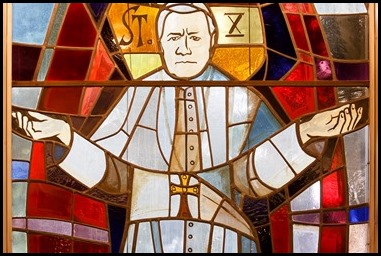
[157, 3, 216, 41]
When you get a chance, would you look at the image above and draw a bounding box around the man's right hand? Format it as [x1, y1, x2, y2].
[12, 110, 71, 146]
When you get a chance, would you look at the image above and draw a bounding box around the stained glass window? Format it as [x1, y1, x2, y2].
[3, 3, 378, 253]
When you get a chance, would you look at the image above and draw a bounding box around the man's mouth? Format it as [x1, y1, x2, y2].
[175, 61, 197, 64]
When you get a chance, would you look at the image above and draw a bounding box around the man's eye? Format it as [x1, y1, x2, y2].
[190, 36, 201, 41]
[168, 36, 180, 41]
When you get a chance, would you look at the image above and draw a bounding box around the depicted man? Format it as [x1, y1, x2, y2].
[12, 3, 365, 253]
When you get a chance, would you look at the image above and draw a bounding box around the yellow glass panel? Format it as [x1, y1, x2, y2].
[123, 53, 162, 79]
[212, 47, 265, 80]
[211, 7, 263, 45]
[108, 3, 160, 53]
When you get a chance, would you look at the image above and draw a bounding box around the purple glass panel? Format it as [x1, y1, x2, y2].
[292, 213, 320, 224]
[28, 218, 72, 236]
[334, 62, 369, 80]
[12, 218, 27, 229]
[323, 210, 347, 224]
[73, 224, 109, 243]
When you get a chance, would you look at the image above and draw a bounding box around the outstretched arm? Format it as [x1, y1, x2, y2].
[299, 101, 364, 144]
[12, 109, 71, 146]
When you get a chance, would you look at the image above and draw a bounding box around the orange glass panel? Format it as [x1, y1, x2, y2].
[107, 3, 160, 53]
[213, 46, 265, 80]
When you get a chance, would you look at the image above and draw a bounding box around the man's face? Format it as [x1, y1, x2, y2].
[160, 11, 212, 79]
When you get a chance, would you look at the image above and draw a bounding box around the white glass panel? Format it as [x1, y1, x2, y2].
[291, 181, 321, 211]
[96, 130, 128, 156]
[135, 222, 154, 253]
[314, 3, 367, 14]
[12, 134, 32, 161]
[271, 124, 315, 173]
[12, 231, 27, 253]
[224, 229, 238, 253]
[185, 222, 210, 253]
[12, 87, 41, 109]
[344, 126, 369, 205]
[59, 133, 106, 188]
[124, 224, 135, 253]
[12, 182, 27, 217]
[91, 88, 131, 141]
[73, 224, 109, 242]
[130, 169, 169, 220]
[206, 87, 226, 165]
[125, 127, 168, 170]
[211, 226, 224, 253]
[158, 87, 175, 162]
[160, 220, 184, 253]
[254, 141, 294, 188]
[348, 224, 369, 253]
[139, 87, 159, 129]
[293, 224, 319, 253]
[125, 87, 153, 134]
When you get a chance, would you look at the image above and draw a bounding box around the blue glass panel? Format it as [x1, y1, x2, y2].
[12, 3, 54, 44]
[349, 206, 369, 223]
[108, 205, 126, 252]
[245, 102, 281, 150]
[266, 51, 296, 80]
[241, 235, 257, 253]
[12, 161, 29, 180]
[198, 166, 231, 198]
[89, 3, 108, 22]
[261, 4, 296, 58]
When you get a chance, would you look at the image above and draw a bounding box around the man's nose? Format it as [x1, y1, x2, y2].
[175, 37, 192, 55]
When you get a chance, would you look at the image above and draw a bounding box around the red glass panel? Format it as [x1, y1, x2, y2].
[27, 182, 73, 220]
[304, 16, 328, 57]
[29, 142, 46, 180]
[73, 193, 108, 228]
[286, 14, 309, 51]
[272, 87, 315, 120]
[73, 240, 110, 253]
[298, 51, 313, 63]
[57, 3, 96, 47]
[80, 87, 103, 116]
[320, 225, 347, 253]
[285, 62, 314, 81]
[322, 169, 345, 208]
[12, 45, 42, 81]
[330, 139, 344, 170]
[88, 40, 114, 81]
[281, 3, 298, 12]
[38, 87, 83, 114]
[46, 49, 92, 81]
[299, 3, 315, 14]
[270, 205, 290, 253]
[28, 234, 72, 253]
[317, 87, 336, 110]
